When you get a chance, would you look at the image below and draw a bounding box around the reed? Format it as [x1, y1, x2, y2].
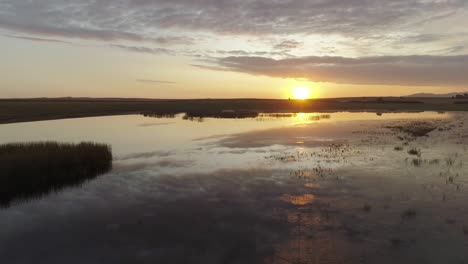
[0, 142, 112, 207]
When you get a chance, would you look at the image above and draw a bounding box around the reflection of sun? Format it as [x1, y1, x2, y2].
[280, 194, 316, 205]
[292, 86, 311, 100]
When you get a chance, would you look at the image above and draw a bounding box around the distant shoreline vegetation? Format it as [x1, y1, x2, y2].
[0, 142, 112, 207]
[2, 98, 468, 125]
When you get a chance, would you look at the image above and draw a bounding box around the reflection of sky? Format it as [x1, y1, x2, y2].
[0, 112, 451, 175]
[2, 112, 468, 263]
[0, 112, 450, 155]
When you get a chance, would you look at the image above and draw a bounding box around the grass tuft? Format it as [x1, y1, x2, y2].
[0, 142, 112, 207]
[408, 147, 421, 156]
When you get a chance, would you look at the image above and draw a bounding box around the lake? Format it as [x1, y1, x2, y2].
[1, 111, 468, 264]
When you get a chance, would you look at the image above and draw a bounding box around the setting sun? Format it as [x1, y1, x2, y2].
[292, 86, 312, 100]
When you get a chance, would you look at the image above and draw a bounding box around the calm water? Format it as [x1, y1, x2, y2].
[2, 111, 468, 264]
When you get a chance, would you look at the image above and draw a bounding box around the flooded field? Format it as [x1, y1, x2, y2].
[1, 111, 468, 263]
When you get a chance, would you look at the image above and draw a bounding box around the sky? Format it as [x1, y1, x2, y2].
[1, 0, 468, 99]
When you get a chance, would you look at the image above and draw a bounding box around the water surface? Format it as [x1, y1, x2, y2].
[2, 111, 468, 264]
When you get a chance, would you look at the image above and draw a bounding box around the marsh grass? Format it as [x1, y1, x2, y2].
[408, 147, 421, 156]
[394, 146, 404, 151]
[0, 142, 112, 207]
[387, 121, 437, 138]
[412, 158, 423, 167]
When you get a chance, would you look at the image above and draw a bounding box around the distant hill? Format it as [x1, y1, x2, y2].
[406, 92, 468, 98]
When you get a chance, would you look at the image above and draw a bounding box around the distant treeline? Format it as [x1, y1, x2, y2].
[452, 94, 468, 99]
[0, 142, 112, 207]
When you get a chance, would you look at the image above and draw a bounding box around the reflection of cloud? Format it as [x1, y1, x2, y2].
[217, 149, 249, 155]
[114, 159, 194, 171]
[137, 122, 175, 127]
[155, 159, 194, 168]
[205, 55, 468, 86]
[116, 151, 173, 161]
[3, 168, 298, 264]
[217, 124, 350, 148]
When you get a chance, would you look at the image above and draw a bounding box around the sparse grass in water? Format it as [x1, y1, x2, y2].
[446, 157, 456, 167]
[0, 142, 112, 207]
[412, 158, 423, 167]
[408, 147, 421, 156]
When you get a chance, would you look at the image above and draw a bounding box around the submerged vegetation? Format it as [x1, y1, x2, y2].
[0, 142, 112, 207]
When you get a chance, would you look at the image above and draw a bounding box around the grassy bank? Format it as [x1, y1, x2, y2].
[1, 97, 468, 124]
[0, 142, 112, 207]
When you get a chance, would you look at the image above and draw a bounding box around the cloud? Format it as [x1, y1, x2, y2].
[2, 34, 73, 44]
[111, 44, 174, 55]
[1, 0, 467, 60]
[212, 50, 292, 58]
[273, 40, 302, 50]
[137, 122, 175, 127]
[429, 45, 467, 54]
[203, 55, 468, 86]
[136, 79, 176, 85]
[1, 0, 466, 40]
[0, 4, 193, 45]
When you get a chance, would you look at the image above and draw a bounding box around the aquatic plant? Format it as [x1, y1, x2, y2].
[0, 142, 112, 207]
[408, 147, 421, 156]
[446, 157, 456, 167]
[394, 146, 404, 151]
[411, 158, 423, 167]
[387, 121, 437, 137]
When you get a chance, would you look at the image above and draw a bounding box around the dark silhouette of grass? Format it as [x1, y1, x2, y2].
[0, 142, 112, 207]
[408, 147, 421, 156]
[1, 97, 468, 125]
[387, 121, 437, 137]
[411, 158, 423, 167]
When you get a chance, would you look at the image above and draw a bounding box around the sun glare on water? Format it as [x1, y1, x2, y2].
[292, 86, 312, 100]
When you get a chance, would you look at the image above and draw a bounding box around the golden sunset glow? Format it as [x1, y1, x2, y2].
[292, 86, 312, 100]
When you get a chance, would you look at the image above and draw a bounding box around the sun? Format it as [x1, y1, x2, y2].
[292, 86, 312, 100]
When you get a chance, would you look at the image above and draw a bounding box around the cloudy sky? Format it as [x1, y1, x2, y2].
[1, 0, 468, 98]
